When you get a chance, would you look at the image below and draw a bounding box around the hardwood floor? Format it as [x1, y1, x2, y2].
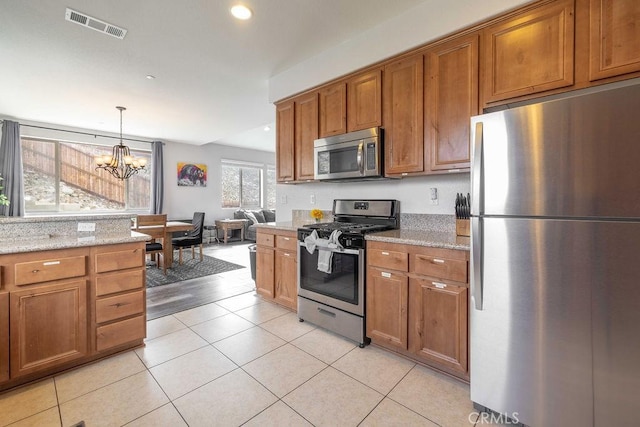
[147, 241, 256, 320]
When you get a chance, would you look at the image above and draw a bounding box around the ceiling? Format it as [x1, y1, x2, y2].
[0, 0, 429, 152]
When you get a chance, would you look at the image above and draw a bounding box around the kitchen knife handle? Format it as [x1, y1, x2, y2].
[470, 216, 484, 310]
[471, 122, 483, 217]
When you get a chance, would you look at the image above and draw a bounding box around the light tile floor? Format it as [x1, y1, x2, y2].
[0, 292, 496, 427]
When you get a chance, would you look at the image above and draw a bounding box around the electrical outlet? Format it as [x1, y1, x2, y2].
[77, 222, 96, 232]
[280, 195, 287, 204]
[310, 194, 316, 204]
[429, 188, 439, 205]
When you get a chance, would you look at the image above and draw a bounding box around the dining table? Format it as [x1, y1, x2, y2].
[133, 221, 193, 269]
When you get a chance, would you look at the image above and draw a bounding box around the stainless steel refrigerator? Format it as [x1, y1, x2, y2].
[470, 83, 640, 427]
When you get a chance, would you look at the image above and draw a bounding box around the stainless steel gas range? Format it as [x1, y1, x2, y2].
[297, 199, 399, 347]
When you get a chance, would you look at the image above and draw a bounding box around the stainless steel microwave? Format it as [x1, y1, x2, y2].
[313, 127, 383, 181]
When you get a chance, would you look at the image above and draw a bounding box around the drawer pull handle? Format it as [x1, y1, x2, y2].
[284, 253, 290, 257]
[381, 272, 391, 278]
[32, 269, 40, 273]
[432, 282, 447, 289]
[318, 307, 336, 317]
[284, 237, 290, 241]
[381, 251, 389, 255]
[111, 302, 130, 308]
[43, 261, 61, 266]
[432, 259, 445, 264]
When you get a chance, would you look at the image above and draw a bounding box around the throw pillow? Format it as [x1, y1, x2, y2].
[251, 210, 266, 223]
[263, 209, 276, 222]
[244, 211, 258, 225]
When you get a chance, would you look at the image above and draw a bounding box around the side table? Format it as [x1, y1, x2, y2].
[215, 219, 248, 244]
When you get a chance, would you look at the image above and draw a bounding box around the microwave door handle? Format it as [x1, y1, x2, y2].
[357, 141, 364, 174]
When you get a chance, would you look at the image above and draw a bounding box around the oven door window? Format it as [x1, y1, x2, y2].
[299, 248, 359, 305]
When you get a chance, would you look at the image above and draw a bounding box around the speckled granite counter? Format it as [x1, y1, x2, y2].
[0, 214, 149, 254]
[366, 229, 470, 251]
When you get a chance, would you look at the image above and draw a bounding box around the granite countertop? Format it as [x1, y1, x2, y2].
[0, 231, 150, 255]
[366, 229, 470, 251]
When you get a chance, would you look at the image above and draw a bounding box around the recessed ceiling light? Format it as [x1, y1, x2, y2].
[231, 5, 252, 20]
[264, 126, 271, 131]
[146, 75, 155, 80]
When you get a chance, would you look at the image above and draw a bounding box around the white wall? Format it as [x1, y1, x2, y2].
[162, 141, 274, 222]
[276, 173, 470, 221]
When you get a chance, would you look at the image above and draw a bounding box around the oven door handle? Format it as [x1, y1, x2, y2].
[298, 241, 361, 255]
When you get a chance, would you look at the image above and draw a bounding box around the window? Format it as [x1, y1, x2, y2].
[21, 137, 151, 213]
[221, 160, 275, 209]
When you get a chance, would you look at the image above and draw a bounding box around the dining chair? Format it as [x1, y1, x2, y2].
[137, 214, 168, 275]
[172, 212, 205, 265]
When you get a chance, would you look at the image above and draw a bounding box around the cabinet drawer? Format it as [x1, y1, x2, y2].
[15, 256, 86, 286]
[96, 314, 145, 352]
[95, 270, 144, 297]
[275, 234, 297, 251]
[368, 249, 408, 272]
[96, 290, 144, 324]
[257, 233, 275, 247]
[95, 248, 144, 273]
[412, 254, 468, 283]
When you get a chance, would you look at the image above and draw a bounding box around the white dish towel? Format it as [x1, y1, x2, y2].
[303, 229, 342, 274]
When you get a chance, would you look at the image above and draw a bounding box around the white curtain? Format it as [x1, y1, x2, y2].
[0, 120, 24, 216]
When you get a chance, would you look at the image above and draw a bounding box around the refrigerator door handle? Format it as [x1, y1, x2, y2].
[471, 216, 483, 310]
[471, 122, 483, 216]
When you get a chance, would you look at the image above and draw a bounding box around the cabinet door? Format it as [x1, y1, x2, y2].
[347, 69, 382, 132]
[0, 292, 8, 382]
[295, 92, 318, 181]
[276, 100, 295, 182]
[425, 34, 478, 172]
[274, 250, 297, 310]
[409, 278, 468, 375]
[319, 82, 347, 137]
[256, 246, 274, 298]
[383, 54, 424, 175]
[589, 0, 640, 81]
[366, 267, 408, 350]
[482, 0, 575, 105]
[10, 280, 87, 378]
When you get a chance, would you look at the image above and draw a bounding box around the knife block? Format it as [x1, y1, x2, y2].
[456, 219, 470, 237]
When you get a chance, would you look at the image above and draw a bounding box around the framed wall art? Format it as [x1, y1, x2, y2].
[177, 162, 207, 187]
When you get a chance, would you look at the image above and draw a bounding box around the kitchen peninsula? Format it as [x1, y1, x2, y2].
[0, 214, 149, 391]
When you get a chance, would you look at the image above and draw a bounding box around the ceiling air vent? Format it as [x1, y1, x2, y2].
[65, 8, 127, 40]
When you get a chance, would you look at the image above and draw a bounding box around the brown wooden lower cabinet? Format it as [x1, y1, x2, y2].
[408, 277, 468, 375]
[10, 279, 88, 378]
[366, 267, 408, 351]
[0, 241, 146, 390]
[366, 240, 469, 380]
[0, 292, 9, 382]
[255, 229, 298, 310]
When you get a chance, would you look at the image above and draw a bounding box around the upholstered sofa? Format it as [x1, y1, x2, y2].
[233, 208, 276, 241]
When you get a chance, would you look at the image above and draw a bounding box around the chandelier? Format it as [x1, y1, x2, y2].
[94, 106, 147, 179]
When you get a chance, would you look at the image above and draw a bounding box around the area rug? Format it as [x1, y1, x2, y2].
[146, 253, 245, 288]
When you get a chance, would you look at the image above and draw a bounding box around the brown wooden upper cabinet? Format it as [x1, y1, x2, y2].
[276, 100, 295, 182]
[589, 0, 640, 81]
[319, 82, 347, 137]
[383, 53, 425, 175]
[425, 34, 479, 172]
[482, 0, 575, 106]
[347, 69, 382, 132]
[294, 92, 318, 182]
